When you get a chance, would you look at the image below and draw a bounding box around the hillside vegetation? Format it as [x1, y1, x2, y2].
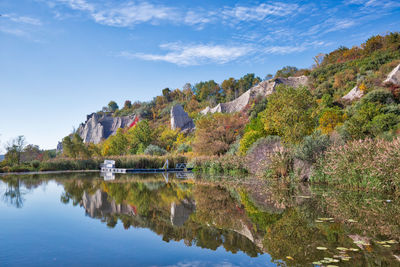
[2, 32, 400, 192]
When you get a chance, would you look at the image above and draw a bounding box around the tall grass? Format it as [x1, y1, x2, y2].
[189, 155, 248, 175]
[312, 137, 400, 192]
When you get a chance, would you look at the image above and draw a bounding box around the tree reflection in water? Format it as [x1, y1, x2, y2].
[1, 173, 399, 266]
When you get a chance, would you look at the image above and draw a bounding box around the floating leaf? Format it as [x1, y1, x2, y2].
[383, 244, 391, 248]
[327, 265, 339, 267]
[315, 220, 323, 223]
[336, 247, 348, 251]
[318, 217, 334, 221]
[387, 240, 398, 244]
[376, 241, 387, 244]
[286, 256, 294, 260]
[347, 219, 358, 223]
[349, 248, 359, 252]
[317, 246, 328, 250]
[312, 261, 322, 265]
[353, 240, 368, 245]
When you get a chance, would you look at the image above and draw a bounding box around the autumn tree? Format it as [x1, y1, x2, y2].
[193, 113, 247, 155]
[261, 85, 316, 144]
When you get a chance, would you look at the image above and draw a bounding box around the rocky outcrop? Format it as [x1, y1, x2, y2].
[82, 189, 136, 218]
[383, 63, 400, 86]
[201, 76, 309, 114]
[342, 85, 364, 101]
[78, 113, 136, 144]
[170, 104, 195, 132]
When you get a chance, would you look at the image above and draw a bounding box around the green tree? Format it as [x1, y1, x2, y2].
[5, 135, 26, 165]
[237, 73, 261, 96]
[261, 85, 316, 144]
[275, 66, 298, 78]
[108, 101, 119, 112]
[127, 120, 153, 154]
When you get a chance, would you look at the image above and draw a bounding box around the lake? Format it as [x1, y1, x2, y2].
[0, 172, 399, 266]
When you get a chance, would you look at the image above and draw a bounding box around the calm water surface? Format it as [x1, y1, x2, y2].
[0, 172, 399, 266]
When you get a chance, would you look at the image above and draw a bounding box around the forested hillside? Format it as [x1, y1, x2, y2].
[2, 32, 400, 190]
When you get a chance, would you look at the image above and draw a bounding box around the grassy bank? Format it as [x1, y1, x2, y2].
[312, 137, 400, 192]
[0, 155, 188, 173]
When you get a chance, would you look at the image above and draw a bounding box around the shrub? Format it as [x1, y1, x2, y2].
[265, 147, 293, 179]
[239, 130, 265, 155]
[295, 131, 331, 164]
[30, 160, 41, 169]
[144, 145, 167, 156]
[313, 138, 400, 192]
[318, 107, 346, 134]
[177, 143, 191, 154]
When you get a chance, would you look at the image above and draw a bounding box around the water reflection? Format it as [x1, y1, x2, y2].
[1, 173, 399, 266]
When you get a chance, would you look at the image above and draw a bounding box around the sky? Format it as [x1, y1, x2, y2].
[0, 0, 399, 151]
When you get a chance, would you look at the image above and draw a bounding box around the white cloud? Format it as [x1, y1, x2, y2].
[92, 2, 177, 27]
[0, 27, 28, 37]
[120, 43, 253, 66]
[57, 0, 95, 12]
[2, 14, 42, 26]
[221, 2, 298, 22]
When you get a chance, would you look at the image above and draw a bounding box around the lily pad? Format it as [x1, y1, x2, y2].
[383, 244, 391, 248]
[349, 248, 359, 252]
[317, 246, 328, 250]
[347, 219, 358, 223]
[387, 240, 398, 244]
[312, 261, 322, 265]
[336, 247, 348, 251]
[286, 256, 294, 260]
[315, 220, 323, 223]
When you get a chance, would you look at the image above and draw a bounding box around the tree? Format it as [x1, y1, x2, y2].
[5, 135, 26, 165]
[123, 100, 132, 109]
[108, 101, 119, 112]
[275, 66, 298, 78]
[261, 85, 316, 144]
[127, 120, 153, 154]
[21, 144, 41, 162]
[221, 78, 237, 101]
[193, 113, 247, 155]
[162, 88, 171, 101]
[237, 73, 261, 96]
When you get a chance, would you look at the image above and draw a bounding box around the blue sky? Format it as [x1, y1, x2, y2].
[1, 0, 399, 151]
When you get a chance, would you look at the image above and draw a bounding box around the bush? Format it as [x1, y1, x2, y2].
[295, 131, 331, 164]
[313, 138, 400, 192]
[30, 160, 41, 169]
[177, 143, 191, 154]
[239, 130, 265, 155]
[189, 156, 248, 175]
[144, 145, 167, 156]
[265, 147, 294, 180]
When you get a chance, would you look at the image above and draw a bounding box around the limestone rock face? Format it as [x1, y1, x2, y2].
[383, 63, 400, 86]
[342, 85, 364, 101]
[171, 104, 195, 132]
[201, 76, 309, 114]
[78, 113, 136, 144]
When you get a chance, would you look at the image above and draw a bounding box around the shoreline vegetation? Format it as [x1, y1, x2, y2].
[2, 33, 400, 195]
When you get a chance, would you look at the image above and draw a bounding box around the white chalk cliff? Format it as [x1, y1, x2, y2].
[201, 76, 309, 114]
[78, 113, 136, 144]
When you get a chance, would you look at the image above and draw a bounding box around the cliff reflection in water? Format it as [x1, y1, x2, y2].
[1, 173, 400, 266]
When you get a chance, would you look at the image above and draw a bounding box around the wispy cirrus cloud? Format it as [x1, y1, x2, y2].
[2, 13, 42, 26]
[119, 43, 254, 66]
